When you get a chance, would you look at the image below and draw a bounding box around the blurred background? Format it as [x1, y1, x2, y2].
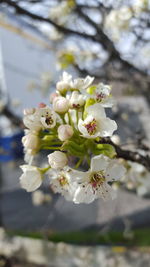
[0, 0, 150, 266]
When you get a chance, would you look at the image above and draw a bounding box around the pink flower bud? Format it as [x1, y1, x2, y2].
[22, 133, 39, 150]
[48, 151, 68, 169]
[38, 102, 46, 108]
[23, 108, 35, 116]
[58, 125, 74, 141]
[53, 96, 69, 114]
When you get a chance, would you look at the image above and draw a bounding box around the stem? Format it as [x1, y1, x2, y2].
[39, 166, 51, 174]
[41, 146, 61, 150]
[75, 157, 83, 169]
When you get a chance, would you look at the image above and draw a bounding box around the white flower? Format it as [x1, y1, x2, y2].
[48, 151, 68, 169]
[78, 103, 117, 138]
[48, 167, 77, 201]
[87, 83, 114, 107]
[69, 155, 126, 204]
[56, 72, 72, 93]
[58, 124, 74, 141]
[53, 96, 69, 114]
[22, 132, 40, 150]
[23, 106, 56, 130]
[69, 91, 85, 109]
[19, 165, 43, 192]
[71, 75, 94, 91]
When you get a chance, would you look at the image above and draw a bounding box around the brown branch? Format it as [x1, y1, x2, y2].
[2, 107, 23, 127]
[0, 0, 97, 42]
[100, 138, 150, 172]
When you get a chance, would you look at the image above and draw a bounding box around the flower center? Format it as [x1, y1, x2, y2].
[45, 116, 53, 125]
[58, 176, 68, 186]
[96, 92, 106, 102]
[72, 103, 80, 109]
[84, 119, 97, 135]
[90, 171, 105, 188]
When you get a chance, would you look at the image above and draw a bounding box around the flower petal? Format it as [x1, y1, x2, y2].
[99, 118, 117, 137]
[73, 184, 95, 204]
[106, 160, 126, 181]
[91, 155, 109, 172]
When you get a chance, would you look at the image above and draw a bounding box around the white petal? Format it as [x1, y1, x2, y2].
[96, 183, 116, 201]
[99, 118, 117, 137]
[91, 155, 109, 172]
[73, 184, 95, 204]
[20, 170, 42, 192]
[86, 104, 106, 118]
[106, 161, 126, 181]
[69, 169, 90, 183]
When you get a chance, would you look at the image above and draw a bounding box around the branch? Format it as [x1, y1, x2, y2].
[101, 138, 150, 172]
[1, 0, 97, 42]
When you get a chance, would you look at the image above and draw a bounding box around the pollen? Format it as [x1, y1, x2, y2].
[45, 116, 53, 125]
[84, 118, 97, 135]
[58, 176, 68, 186]
[90, 171, 105, 188]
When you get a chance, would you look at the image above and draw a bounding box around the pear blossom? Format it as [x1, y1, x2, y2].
[58, 124, 74, 141]
[86, 83, 114, 107]
[69, 155, 126, 204]
[48, 151, 68, 169]
[53, 96, 69, 114]
[20, 165, 43, 192]
[71, 75, 94, 91]
[48, 167, 77, 201]
[49, 92, 59, 103]
[23, 106, 56, 131]
[78, 103, 117, 138]
[56, 72, 72, 93]
[69, 91, 85, 109]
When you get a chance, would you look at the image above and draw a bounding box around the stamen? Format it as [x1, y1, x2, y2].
[84, 118, 97, 135]
[96, 92, 106, 102]
[58, 176, 68, 186]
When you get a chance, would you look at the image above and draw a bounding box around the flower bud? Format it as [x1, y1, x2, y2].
[69, 91, 85, 109]
[23, 108, 35, 116]
[38, 102, 46, 108]
[58, 124, 73, 141]
[22, 133, 40, 150]
[53, 96, 69, 114]
[48, 151, 68, 169]
[56, 81, 71, 94]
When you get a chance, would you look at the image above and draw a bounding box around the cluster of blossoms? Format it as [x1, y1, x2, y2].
[121, 161, 150, 197]
[104, 1, 149, 41]
[19, 72, 126, 204]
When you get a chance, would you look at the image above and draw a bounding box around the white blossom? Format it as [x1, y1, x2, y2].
[71, 75, 94, 91]
[58, 124, 74, 141]
[69, 91, 85, 109]
[56, 72, 72, 93]
[19, 165, 43, 192]
[48, 167, 77, 201]
[48, 151, 68, 169]
[86, 83, 114, 107]
[69, 155, 126, 204]
[78, 103, 117, 138]
[23, 106, 56, 131]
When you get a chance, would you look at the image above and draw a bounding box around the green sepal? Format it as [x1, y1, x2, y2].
[93, 144, 116, 158]
[61, 141, 84, 157]
[87, 85, 97, 95]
